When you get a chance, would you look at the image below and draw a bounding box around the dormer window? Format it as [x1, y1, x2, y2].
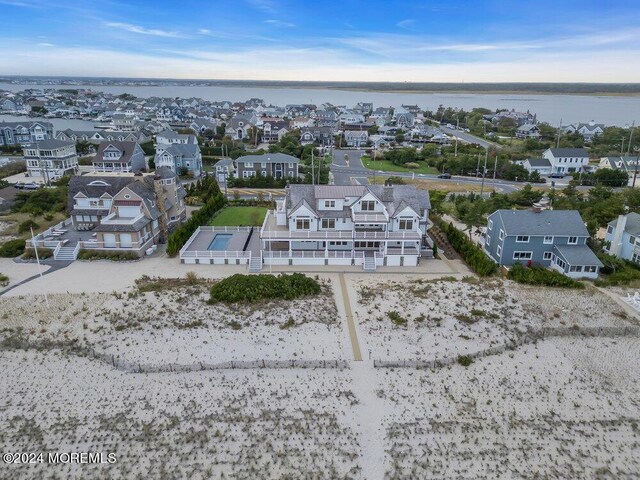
[361, 200, 375, 211]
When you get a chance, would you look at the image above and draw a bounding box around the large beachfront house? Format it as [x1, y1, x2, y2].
[235, 153, 299, 179]
[154, 143, 202, 177]
[23, 140, 78, 181]
[603, 213, 640, 264]
[264, 183, 431, 269]
[484, 209, 602, 279]
[180, 183, 432, 270]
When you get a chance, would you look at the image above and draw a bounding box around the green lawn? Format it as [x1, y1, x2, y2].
[361, 156, 439, 175]
[208, 206, 267, 227]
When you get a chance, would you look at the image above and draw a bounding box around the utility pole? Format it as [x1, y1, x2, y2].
[454, 137, 458, 157]
[627, 121, 635, 156]
[311, 149, 315, 185]
[556, 118, 562, 148]
[492, 151, 498, 191]
[476, 153, 481, 177]
[480, 150, 488, 196]
[621, 137, 626, 154]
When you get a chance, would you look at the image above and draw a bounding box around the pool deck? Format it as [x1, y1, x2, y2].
[184, 230, 250, 253]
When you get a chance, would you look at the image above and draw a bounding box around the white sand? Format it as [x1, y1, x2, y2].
[0, 258, 50, 293]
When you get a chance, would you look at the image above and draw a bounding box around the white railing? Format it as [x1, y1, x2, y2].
[352, 213, 388, 222]
[260, 229, 421, 240]
[260, 210, 273, 237]
[198, 226, 252, 232]
[79, 237, 150, 251]
[72, 242, 80, 258]
[101, 212, 145, 225]
[263, 250, 365, 259]
[180, 250, 251, 259]
[53, 242, 62, 258]
[179, 226, 201, 257]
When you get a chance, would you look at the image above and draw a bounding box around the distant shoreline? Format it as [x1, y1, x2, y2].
[2, 77, 640, 97]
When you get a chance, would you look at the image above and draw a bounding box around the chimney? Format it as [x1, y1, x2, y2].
[610, 214, 627, 257]
[382, 182, 394, 202]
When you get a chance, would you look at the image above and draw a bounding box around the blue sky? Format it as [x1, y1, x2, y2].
[0, 0, 639, 81]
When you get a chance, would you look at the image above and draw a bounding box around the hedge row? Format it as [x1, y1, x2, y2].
[434, 218, 498, 276]
[0, 239, 26, 258]
[209, 273, 321, 304]
[166, 193, 226, 257]
[77, 250, 140, 262]
[508, 263, 584, 289]
[22, 248, 53, 260]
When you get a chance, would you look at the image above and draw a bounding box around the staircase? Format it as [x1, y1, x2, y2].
[363, 254, 377, 272]
[55, 245, 78, 261]
[249, 252, 263, 272]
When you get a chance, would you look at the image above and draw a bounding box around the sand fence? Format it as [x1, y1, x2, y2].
[374, 325, 640, 369]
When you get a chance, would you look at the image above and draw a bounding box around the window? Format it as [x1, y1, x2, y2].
[629, 235, 636, 245]
[555, 257, 566, 269]
[296, 218, 310, 230]
[496, 245, 502, 257]
[516, 235, 530, 243]
[633, 253, 640, 264]
[498, 229, 504, 241]
[361, 200, 375, 211]
[513, 251, 532, 260]
[288, 162, 294, 168]
[245, 162, 253, 168]
[488, 219, 493, 229]
[584, 265, 598, 273]
[329, 241, 348, 246]
[261, 162, 267, 168]
[543, 251, 552, 260]
[324, 200, 335, 208]
[399, 219, 413, 230]
[607, 226, 614, 235]
[569, 265, 583, 272]
[568, 236, 578, 245]
[543, 235, 553, 244]
[321, 218, 335, 229]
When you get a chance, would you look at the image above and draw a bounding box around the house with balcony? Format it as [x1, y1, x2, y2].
[23, 140, 78, 181]
[603, 213, 640, 264]
[261, 120, 290, 143]
[156, 130, 197, 146]
[261, 183, 431, 270]
[516, 124, 541, 139]
[484, 209, 602, 279]
[235, 153, 299, 179]
[300, 126, 334, 146]
[0, 121, 53, 146]
[92, 141, 146, 173]
[214, 158, 235, 183]
[344, 130, 369, 148]
[29, 168, 187, 261]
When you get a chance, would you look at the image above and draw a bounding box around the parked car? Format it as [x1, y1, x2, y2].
[23, 183, 39, 190]
[437, 173, 452, 179]
[548, 173, 565, 178]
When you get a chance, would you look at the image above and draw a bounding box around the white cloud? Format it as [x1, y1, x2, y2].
[36, 42, 55, 47]
[2, 41, 640, 82]
[246, 0, 276, 13]
[264, 19, 295, 28]
[396, 19, 415, 29]
[105, 22, 184, 38]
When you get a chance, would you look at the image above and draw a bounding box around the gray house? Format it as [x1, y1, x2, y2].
[235, 153, 299, 179]
[484, 209, 602, 279]
[92, 141, 146, 173]
[0, 121, 54, 146]
[154, 143, 202, 177]
[603, 213, 640, 264]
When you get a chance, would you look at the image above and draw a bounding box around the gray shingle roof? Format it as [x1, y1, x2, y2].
[554, 245, 603, 267]
[236, 153, 299, 164]
[548, 148, 589, 157]
[28, 139, 74, 149]
[608, 212, 640, 236]
[93, 141, 141, 164]
[526, 158, 551, 168]
[68, 176, 137, 212]
[493, 209, 589, 237]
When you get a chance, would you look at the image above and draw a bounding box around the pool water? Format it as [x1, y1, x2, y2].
[208, 234, 232, 251]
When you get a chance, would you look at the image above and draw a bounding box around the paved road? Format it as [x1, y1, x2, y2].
[439, 126, 498, 149]
[330, 148, 526, 192]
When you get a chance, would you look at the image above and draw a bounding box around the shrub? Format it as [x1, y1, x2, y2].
[508, 262, 584, 288]
[18, 219, 40, 233]
[457, 355, 473, 367]
[434, 218, 498, 276]
[22, 248, 53, 260]
[0, 273, 8, 286]
[387, 310, 407, 326]
[209, 273, 321, 303]
[0, 239, 26, 257]
[77, 250, 139, 261]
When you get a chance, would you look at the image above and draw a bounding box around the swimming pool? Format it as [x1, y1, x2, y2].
[208, 233, 232, 251]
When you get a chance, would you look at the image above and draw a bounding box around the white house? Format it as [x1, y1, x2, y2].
[542, 148, 590, 175]
[604, 213, 640, 263]
[344, 130, 369, 148]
